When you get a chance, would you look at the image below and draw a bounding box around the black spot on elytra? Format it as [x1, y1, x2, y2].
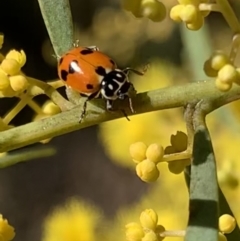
[80, 49, 94, 55]
[86, 84, 94, 89]
[60, 70, 68, 81]
[69, 60, 78, 74]
[95, 66, 106, 76]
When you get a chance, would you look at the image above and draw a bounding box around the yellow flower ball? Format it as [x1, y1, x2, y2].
[0, 70, 10, 90]
[180, 4, 198, 24]
[140, 209, 158, 230]
[6, 50, 26, 68]
[136, 159, 159, 182]
[170, 5, 184, 22]
[219, 214, 236, 234]
[186, 14, 204, 30]
[140, 0, 166, 22]
[146, 144, 164, 164]
[130, 142, 147, 163]
[0, 86, 16, 98]
[9, 75, 28, 92]
[142, 230, 159, 241]
[125, 222, 145, 241]
[218, 232, 227, 241]
[211, 53, 230, 71]
[204, 59, 218, 77]
[42, 100, 61, 115]
[217, 64, 238, 85]
[215, 77, 232, 92]
[0, 215, 15, 241]
[1, 59, 21, 76]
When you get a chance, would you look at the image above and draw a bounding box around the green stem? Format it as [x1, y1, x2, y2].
[0, 146, 56, 168]
[28, 99, 44, 115]
[0, 80, 240, 152]
[199, 3, 221, 12]
[162, 151, 191, 162]
[216, 0, 240, 33]
[229, 34, 240, 63]
[27, 77, 74, 111]
[3, 93, 32, 125]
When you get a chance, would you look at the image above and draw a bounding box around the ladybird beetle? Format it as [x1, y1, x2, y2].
[57, 46, 146, 123]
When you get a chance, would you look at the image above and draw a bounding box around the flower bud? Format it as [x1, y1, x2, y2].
[42, 100, 61, 115]
[1, 59, 21, 76]
[146, 144, 164, 164]
[187, 14, 204, 30]
[142, 230, 159, 241]
[9, 75, 28, 92]
[136, 159, 159, 182]
[125, 222, 144, 241]
[211, 53, 229, 71]
[218, 64, 238, 84]
[140, 209, 158, 230]
[218, 232, 227, 241]
[204, 59, 218, 77]
[6, 50, 26, 68]
[130, 142, 147, 163]
[0, 70, 10, 90]
[170, 5, 184, 22]
[180, 4, 198, 24]
[219, 214, 236, 234]
[215, 77, 232, 92]
[140, 0, 166, 22]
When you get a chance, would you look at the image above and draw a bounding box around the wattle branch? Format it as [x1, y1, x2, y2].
[0, 79, 240, 153]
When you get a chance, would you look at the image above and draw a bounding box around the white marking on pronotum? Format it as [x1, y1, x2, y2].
[70, 61, 83, 74]
[116, 73, 122, 78]
[108, 84, 114, 90]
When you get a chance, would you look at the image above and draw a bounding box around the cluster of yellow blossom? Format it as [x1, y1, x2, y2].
[0, 35, 28, 97]
[122, 0, 166, 22]
[218, 214, 236, 241]
[125, 209, 165, 241]
[125, 211, 236, 241]
[0, 214, 15, 241]
[129, 132, 191, 182]
[130, 142, 164, 182]
[170, 0, 210, 30]
[204, 51, 240, 91]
